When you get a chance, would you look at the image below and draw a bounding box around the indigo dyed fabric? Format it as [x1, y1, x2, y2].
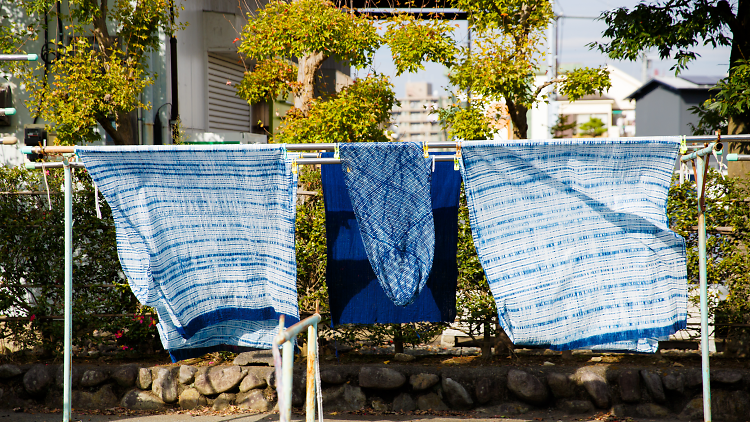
[459, 138, 688, 352]
[77, 145, 299, 356]
[322, 152, 461, 324]
[338, 142, 435, 306]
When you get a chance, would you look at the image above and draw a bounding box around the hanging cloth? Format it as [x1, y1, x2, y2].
[337, 142, 435, 307]
[76, 145, 299, 356]
[458, 138, 688, 352]
[322, 151, 461, 324]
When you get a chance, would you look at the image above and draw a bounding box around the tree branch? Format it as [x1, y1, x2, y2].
[533, 77, 564, 99]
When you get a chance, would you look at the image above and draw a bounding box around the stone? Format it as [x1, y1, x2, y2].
[322, 384, 366, 412]
[55, 365, 82, 389]
[371, 397, 390, 411]
[213, 392, 235, 411]
[195, 366, 246, 395]
[178, 387, 206, 410]
[410, 373, 439, 391]
[679, 397, 703, 420]
[685, 369, 702, 388]
[662, 373, 684, 394]
[612, 404, 636, 418]
[393, 393, 416, 412]
[178, 365, 197, 385]
[137, 367, 152, 390]
[580, 370, 610, 409]
[636, 403, 671, 418]
[234, 350, 274, 366]
[476, 403, 530, 415]
[23, 364, 53, 395]
[237, 389, 270, 411]
[618, 370, 641, 403]
[416, 392, 449, 411]
[266, 369, 277, 389]
[394, 353, 415, 362]
[0, 364, 22, 378]
[442, 377, 473, 409]
[320, 369, 345, 385]
[152, 367, 178, 403]
[291, 375, 305, 407]
[358, 367, 406, 389]
[547, 372, 574, 399]
[239, 372, 266, 392]
[80, 368, 109, 387]
[475, 377, 500, 404]
[712, 370, 743, 385]
[560, 400, 594, 414]
[640, 370, 666, 403]
[90, 384, 119, 409]
[112, 365, 138, 387]
[120, 388, 167, 410]
[507, 369, 548, 405]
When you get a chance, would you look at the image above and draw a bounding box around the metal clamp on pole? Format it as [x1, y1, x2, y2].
[680, 135, 722, 422]
[726, 153, 750, 161]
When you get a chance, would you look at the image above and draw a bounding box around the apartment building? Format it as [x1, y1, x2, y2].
[390, 82, 450, 143]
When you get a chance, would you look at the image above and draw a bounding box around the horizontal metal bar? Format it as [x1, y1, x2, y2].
[0, 191, 62, 195]
[2, 136, 18, 145]
[681, 143, 722, 162]
[0, 313, 154, 321]
[727, 154, 750, 161]
[0, 54, 38, 61]
[685, 134, 750, 143]
[296, 156, 455, 165]
[25, 162, 85, 169]
[275, 313, 322, 345]
[0, 108, 16, 116]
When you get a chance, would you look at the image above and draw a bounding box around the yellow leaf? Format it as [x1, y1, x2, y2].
[383, 360, 390, 364]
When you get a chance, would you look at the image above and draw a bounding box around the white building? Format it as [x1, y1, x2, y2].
[390, 82, 450, 143]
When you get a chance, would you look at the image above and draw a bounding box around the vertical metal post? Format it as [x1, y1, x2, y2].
[305, 323, 317, 422]
[63, 159, 73, 422]
[695, 154, 712, 422]
[282, 339, 294, 422]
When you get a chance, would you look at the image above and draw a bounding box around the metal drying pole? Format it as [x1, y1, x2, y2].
[680, 133, 724, 422]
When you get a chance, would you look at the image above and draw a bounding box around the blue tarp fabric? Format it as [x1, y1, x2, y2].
[76, 145, 299, 358]
[458, 138, 688, 352]
[322, 151, 461, 324]
[338, 142, 436, 307]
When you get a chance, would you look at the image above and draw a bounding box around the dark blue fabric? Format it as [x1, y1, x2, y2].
[322, 152, 461, 325]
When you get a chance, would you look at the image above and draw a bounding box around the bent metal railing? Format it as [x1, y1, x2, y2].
[273, 311, 323, 422]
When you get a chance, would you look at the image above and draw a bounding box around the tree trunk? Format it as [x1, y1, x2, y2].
[97, 111, 137, 145]
[481, 320, 493, 360]
[506, 99, 528, 139]
[295, 51, 326, 116]
[727, 0, 750, 177]
[393, 324, 404, 354]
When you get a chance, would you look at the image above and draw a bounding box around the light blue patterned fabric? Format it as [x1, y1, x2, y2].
[76, 145, 299, 353]
[339, 142, 435, 306]
[459, 138, 688, 352]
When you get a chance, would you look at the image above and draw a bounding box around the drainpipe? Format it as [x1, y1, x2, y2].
[169, 2, 179, 142]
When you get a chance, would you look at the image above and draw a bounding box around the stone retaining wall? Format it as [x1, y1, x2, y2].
[1, 352, 748, 421]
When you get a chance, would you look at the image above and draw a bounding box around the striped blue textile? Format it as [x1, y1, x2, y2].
[76, 145, 299, 354]
[459, 138, 688, 352]
[339, 142, 435, 306]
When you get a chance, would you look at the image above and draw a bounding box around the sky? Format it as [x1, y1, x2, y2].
[352, 0, 735, 98]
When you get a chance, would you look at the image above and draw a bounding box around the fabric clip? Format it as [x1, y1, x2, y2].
[41, 162, 52, 211]
[432, 155, 436, 172]
[423, 141, 429, 158]
[291, 158, 298, 175]
[334, 143, 340, 160]
[679, 136, 687, 155]
[453, 155, 460, 171]
[282, 144, 288, 160]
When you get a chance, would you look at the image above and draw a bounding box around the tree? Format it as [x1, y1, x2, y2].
[237, 0, 457, 143]
[592, 0, 750, 137]
[579, 117, 607, 137]
[446, 0, 611, 139]
[550, 114, 577, 138]
[0, 1, 183, 145]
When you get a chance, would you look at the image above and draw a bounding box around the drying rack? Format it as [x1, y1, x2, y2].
[19, 134, 750, 422]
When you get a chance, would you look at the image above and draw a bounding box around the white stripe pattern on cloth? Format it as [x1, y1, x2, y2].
[76, 145, 299, 352]
[459, 138, 688, 352]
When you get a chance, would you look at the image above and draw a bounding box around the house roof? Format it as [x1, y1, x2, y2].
[557, 93, 614, 102]
[626, 75, 722, 100]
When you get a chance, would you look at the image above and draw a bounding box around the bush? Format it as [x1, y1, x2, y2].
[0, 166, 160, 358]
